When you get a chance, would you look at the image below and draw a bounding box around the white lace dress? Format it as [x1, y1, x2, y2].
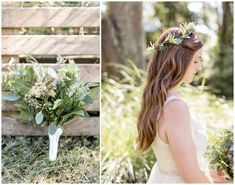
[147, 95, 211, 183]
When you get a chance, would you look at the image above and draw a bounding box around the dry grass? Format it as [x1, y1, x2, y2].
[2, 136, 99, 183]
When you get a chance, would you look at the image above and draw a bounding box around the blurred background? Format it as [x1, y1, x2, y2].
[101, 1, 233, 183]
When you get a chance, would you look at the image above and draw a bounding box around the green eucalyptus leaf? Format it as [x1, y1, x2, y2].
[35, 111, 44, 124]
[89, 86, 99, 99]
[76, 110, 86, 117]
[146, 47, 155, 56]
[83, 95, 93, 104]
[2, 95, 20, 101]
[53, 99, 63, 110]
[13, 79, 32, 94]
[174, 38, 182, 45]
[48, 123, 58, 135]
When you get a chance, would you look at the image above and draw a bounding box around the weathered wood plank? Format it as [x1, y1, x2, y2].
[2, 35, 100, 56]
[2, 116, 99, 136]
[2, 63, 100, 82]
[2, 98, 99, 112]
[2, 28, 18, 35]
[2, 7, 100, 28]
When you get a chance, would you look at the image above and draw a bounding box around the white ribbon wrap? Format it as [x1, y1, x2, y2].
[48, 128, 63, 161]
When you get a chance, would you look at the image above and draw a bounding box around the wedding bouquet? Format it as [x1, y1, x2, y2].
[206, 128, 233, 181]
[2, 55, 99, 161]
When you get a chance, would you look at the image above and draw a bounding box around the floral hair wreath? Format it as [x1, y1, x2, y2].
[147, 22, 197, 54]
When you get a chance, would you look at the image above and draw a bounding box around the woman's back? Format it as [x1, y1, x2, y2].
[148, 95, 210, 183]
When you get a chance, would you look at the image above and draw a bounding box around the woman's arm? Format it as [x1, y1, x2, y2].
[163, 100, 213, 183]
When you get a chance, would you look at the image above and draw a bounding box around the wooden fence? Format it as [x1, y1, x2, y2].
[2, 3, 100, 136]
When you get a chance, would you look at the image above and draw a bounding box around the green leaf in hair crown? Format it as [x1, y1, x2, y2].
[147, 22, 197, 54]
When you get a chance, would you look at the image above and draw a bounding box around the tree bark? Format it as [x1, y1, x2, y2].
[217, 2, 233, 70]
[209, 2, 233, 98]
[220, 2, 233, 49]
[102, 2, 145, 78]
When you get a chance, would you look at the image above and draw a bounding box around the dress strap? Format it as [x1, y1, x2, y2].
[156, 95, 182, 143]
[164, 95, 181, 107]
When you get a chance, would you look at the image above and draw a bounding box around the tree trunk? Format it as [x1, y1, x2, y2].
[102, 2, 145, 78]
[209, 2, 233, 98]
[220, 2, 233, 49]
[218, 2, 233, 70]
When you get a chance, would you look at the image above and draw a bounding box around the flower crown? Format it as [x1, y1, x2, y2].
[147, 22, 197, 54]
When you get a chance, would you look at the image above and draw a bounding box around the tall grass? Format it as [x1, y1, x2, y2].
[101, 62, 233, 183]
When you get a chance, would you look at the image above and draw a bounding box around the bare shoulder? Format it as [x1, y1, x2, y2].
[164, 99, 189, 115]
[163, 99, 191, 128]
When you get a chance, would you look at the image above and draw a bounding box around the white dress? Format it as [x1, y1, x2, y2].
[147, 95, 211, 183]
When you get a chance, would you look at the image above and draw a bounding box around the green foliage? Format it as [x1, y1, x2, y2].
[206, 128, 233, 180]
[147, 22, 196, 54]
[48, 123, 59, 135]
[2, 136, 99, 183]
[2, 56, 99, 128]
[35, 111, 44, 124]
[2, 64, 37, 94]
[101, 61, 154, 183]
[101, 63, 233, 183]
[2, 95, 20, 101]
[208, 48, 233, 99]
[207, 2, 233, 99]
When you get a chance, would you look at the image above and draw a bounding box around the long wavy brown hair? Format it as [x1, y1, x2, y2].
[136, 27, 203, 152]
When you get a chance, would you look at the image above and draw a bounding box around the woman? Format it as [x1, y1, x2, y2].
[136, 23, 228, 183]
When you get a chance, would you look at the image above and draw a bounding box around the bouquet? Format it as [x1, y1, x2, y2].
[206, 128, 233, 181]
[2, 55, 99, 160]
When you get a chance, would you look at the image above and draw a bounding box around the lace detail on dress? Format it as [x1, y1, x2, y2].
[147, 95, 210, 183]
